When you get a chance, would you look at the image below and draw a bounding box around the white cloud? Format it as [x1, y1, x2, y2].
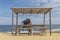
[13, 0, 25, 3]
[13, 0, 60, 8]
[1, 0, 60, 25]
[13, 0, 60, 9]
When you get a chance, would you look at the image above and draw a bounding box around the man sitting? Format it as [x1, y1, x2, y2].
[22, 18, 32, 33]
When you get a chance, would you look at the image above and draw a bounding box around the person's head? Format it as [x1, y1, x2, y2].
[26, 18, 30, 21]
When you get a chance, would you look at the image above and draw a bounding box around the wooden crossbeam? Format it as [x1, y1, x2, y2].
[11, 8, 52, 14]
[44, 8, 52, 14]
[37, 9, 43, 14]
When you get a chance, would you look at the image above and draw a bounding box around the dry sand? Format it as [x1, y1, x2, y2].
[0, 32, 60, 40]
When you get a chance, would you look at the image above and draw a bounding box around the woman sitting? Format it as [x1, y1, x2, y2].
[22, 18, 32, 33]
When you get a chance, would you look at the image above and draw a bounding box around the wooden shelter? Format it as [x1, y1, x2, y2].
[11, 8, 52, 35]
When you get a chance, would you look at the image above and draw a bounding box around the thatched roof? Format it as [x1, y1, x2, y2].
[11, 8, 52, 14]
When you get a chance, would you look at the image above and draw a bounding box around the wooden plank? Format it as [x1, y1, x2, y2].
[49, 11, 52, 36]
[12, 11, 14, 34]
[11, 8, 52, 14]
[37, 9, 43, 14]
[43, 14, 45, 25]
[16, 14, 18, 34]
[44, 8, 52, 14]
[18, 27, 47, 30]
[30, 9, 33, 14]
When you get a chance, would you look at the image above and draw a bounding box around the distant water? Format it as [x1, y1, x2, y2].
[0, 24, 60, 32]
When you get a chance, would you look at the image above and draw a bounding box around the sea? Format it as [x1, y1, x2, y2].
[0, 24, 60, 32]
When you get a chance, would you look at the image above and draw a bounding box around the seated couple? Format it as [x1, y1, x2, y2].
[22, 18, 32, 33]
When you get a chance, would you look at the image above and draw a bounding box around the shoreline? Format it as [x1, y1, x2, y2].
[0, 29, 60, 33]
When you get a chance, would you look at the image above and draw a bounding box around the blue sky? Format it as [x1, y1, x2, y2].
[0, 0, 60, 25]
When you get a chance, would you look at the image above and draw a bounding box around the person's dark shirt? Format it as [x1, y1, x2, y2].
[22, 20, 28, 25]
[22, 19, 31, 25]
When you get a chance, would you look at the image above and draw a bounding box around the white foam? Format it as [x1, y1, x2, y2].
[4, 29, 60, 33]
[46, 29, 60, 32]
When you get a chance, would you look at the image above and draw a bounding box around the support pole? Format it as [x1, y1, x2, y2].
[42, 14, 46, 35]
[49, 11, 52, 36]
[12, 11, 14, 34]
[16, 14, 18, 34]
[43, 14, 45, 25]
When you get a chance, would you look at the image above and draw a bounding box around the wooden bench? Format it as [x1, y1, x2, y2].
[17, 25, 47, 35]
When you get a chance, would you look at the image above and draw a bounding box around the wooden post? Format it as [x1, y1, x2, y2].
[43, 14, 45, 25]
[16, 14, 18, 34]
[49, 11, 52, 36]
[12, 11, 14, 34]
[42, 13, 46, 35]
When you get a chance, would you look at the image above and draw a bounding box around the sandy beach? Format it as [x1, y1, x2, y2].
[0, 32, 60, 40]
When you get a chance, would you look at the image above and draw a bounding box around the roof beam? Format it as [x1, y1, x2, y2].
[44, 8, 52, 14]
[37, 9, 43, 14]
[11, 8, 52, 14]
[30, 9, 33, 14]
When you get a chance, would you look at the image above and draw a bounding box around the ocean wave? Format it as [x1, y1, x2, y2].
[47, 29, 60, 32]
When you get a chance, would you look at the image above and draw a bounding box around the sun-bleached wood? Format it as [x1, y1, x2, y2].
[11, 8, 52, 36]
[11, 8, 52, 14]
[12, 11, 14, 34]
